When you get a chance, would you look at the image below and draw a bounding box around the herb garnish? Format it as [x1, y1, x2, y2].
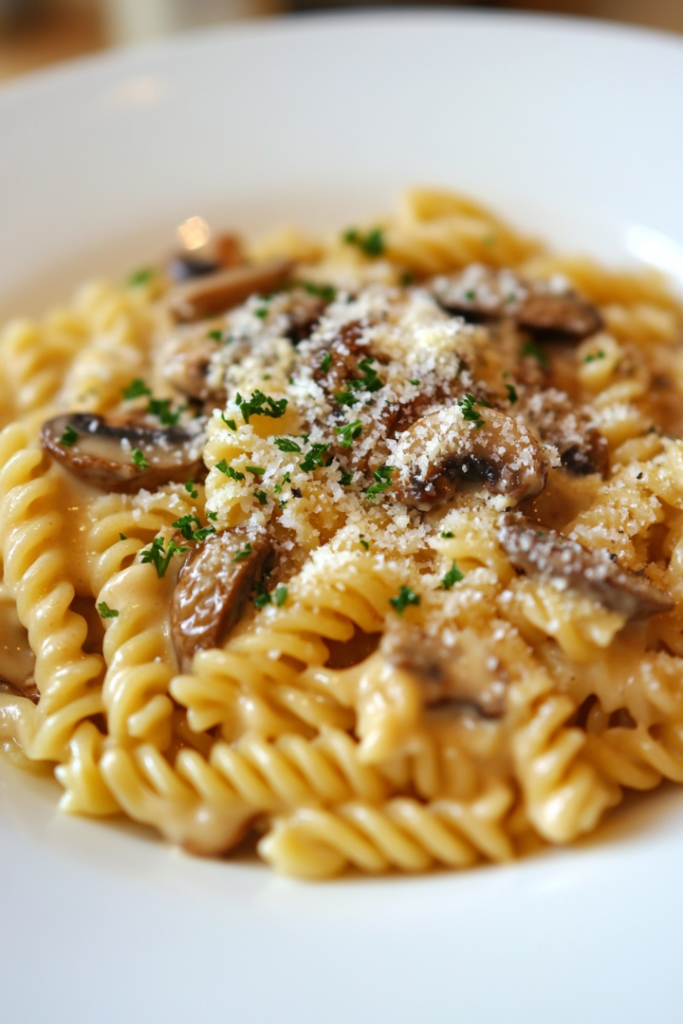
[147, 398, 183, 426]
[132, 448, 149, 470]
[339, 469, 354, 486]
[221, 413, 237, 431]
[254, 490, 268, 506]
[97, 602, 119, 619]
[140, 537, 187, 578]
[300, 281, 337, 302]
[59, 425, 78, 447]
[122, 378, 152, 400]
[233, 542, 253, 563]
[118, 533, 127, 541]
[342, 227, 385, 257]
[334, 419, 362, 448]
[300, 443, 331, 472]
[409, 379, 420, 386]
[457, 393, 486, 429]
[207, 329, 223, 342]
[365, 464, 395, 499]
[172, 514, 216, 543]
[185, 479, 199, 499]
[359, 537, 370, 551]
[126, 268, 154, 288]
[236, 390, 288, 423]
[215, 460, 245, 481]
[273, 472, 291, 495]
[442, 561, 464, 590]
[246, 465, 266, 476]
[440, 531, 454, 539]
[274, 437, 301, 453]
[320, 352, 332, 373]
[206, 511, 218, 521]
[584, 350, 606, 363]
[274, 585, 288, 607]
[389, 586, 421, 615]
[254, 582, 271, 609]
[505, 383, 518, 405]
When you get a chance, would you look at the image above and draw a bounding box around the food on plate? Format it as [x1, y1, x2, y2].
[1, 188, 683, 878]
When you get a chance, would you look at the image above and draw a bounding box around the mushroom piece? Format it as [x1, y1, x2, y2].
[164, 336, 226, 404]
[381, 625, 507, 718]
[169, 258, 294, 323]
[171, 526, 273, 673]
[391, 404, 548, 509]
[498, 513, 673, 621]
[431, 265, 603, 340]
[41, 413, 204, 493]
[167, 231, 245, 282]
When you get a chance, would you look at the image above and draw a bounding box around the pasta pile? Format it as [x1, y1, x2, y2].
[2, 188, 683, 878]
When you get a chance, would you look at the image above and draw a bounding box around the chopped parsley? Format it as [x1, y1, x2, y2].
[122, 378, 151, 400]
[221, 413, 237, 431]
[147, 398, 183, 426]
[584, 349, 606, 363]
[505, 383, 519, 405]
[236, 390, 288, 423]
[140, 537, 187, 578]
[458, 393, 486, 429]
[365, 464, 395, 499]
[126, 268, 154, 288]
[335, 390, 358, 408]
[300, 443, 331, 472]
[342, 226, 385, 257]
[273, 472, 291, 495]
[215, 460, 245, 481]
[320, 352, 332, 373]
[440, 531, 454, 539]
[400, 270, 414, 286]
[172, 514, 216, 543]
[274, 437, 301, 453]
[233, 542, 253, 563]
[334, 419, 362, 448]
[300, 281, 336, 301]
[97, 602, 119, 619]
[207, 329, 223, 342]
[254, 490, 268, 506]
[442, 561, 464, 590]
[351, 358, 383, 394]
[465, 289, 476, 301]
[185, 479, 199, 499]
[206, 510, 218, 521]
[359, 537, 370, 551]
[522, 341, 550, 367]
[339, 468, 354, 486]
[254, 582, 271, 609]
[409, 379, 420, 386]
[132, 448, 149, 470]
[59, 425, 78, 447]
[118, 533, 127, 541]
[274, 585, 288, 607]
[389, 586, 421, 616]
[245, 465, 266, 476]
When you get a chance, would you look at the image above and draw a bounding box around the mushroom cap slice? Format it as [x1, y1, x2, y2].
[381, 625, 507, 718]
[41, 413, 204, 493]
[391, 404, 548, 509]
[432, 265, 603, 340]
[171, 526, 273, 673]
[169, 258, 294, 322]
[498, 513, 674, 621]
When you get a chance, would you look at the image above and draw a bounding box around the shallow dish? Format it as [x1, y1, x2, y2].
[2, 11, 683, 1023]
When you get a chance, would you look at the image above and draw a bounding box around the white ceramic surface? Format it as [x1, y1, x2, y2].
[2, 12, 683, 1023]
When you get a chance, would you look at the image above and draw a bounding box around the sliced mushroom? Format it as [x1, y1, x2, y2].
[41, 413, 204, 493]
[168, 231, 245, 282]
[522, 389, 608, 477]
[171, 526, 273, 673]
[431, 265, 602, 340]
[381, 625, 507, 718]
[168, 254, 221, 282]
[169, 258, 294, 323]
[164, 336, 226, 404]
[391, 404, 548, 509]
[498, 513, 673, 620]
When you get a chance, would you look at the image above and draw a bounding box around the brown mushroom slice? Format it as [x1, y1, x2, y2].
[41, 413, 204, 493]
[164, 336, 226, 404]
[391, 404, 548, 509]
[431, 265, 602, 340]
[171, 526, 273, 673]
[498, 513, 673, 621]
[381, 625, 507, 718]
[169, 258, 294, 323]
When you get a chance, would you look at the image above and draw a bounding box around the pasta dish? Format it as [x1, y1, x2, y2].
[1, 189, 682, 878]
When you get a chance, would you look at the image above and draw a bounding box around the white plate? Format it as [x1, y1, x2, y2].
[2, 12, 683, 1023]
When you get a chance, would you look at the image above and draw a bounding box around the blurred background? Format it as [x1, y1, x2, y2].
[0, 0, 681, 82]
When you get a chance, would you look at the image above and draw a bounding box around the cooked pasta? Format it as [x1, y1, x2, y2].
[2, 187, 683, 878]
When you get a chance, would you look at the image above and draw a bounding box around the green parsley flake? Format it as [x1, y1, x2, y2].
[274, 437, 301, 453]
[442, 561, 464, 590]
[334, 420, 362, 449]
[118, 533, 127, 541]
[207, 329, 223, 342]
[274, 585, 288, 607]
[584, 350, 606, 363]
[365, 465, 395, 499]
[505, 383, 519, 405]
[273, 472, 291, 495]
[233, 542, 253, 563]
[185, 479, 199, 499]
[254, 582, 271, 609]
[147, 398, 182, 426]
[215, 460, 245, 482]
[339, 469, 354, 487]
[140, 537, 187, 578]
[302, 281, 336, 302]
[465, 289, 476, 301]
[522, 341, 550, 367]
[320, 352, 332, 373]
[349, 357, 383, 394]
[335, 390, 358, 408]
[132, 448, 149, 470]
[389, 586, 421, 616]
[254, 490, 268, 506]
[409, 379, 420, 386]
[97, 602, 119, 619]
[221, 413, 237, 431]
[400, 270, 414, 286]
[122, 378, 152, 400]
[342, 226, 385, 257]
[206, 511, 218, 521]
[59, 425, 78, 447]
[236, 390, 288, 423]
[457, 393, 486, 429]
[440, 531, 454, 539]
[300, 443, 331, 472]
[126, 268, 154, 288]
[359, 537, 370, 551]
[172, 514, 216, 543]
[246, 465, 266, 476]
